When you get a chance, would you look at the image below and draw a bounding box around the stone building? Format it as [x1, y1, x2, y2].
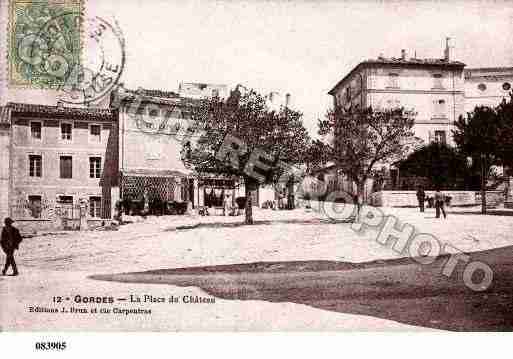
[0, 102, 117, 231]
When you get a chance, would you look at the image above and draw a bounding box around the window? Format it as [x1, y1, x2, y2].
[478, 83, 487, 92]
[28, 195, 42, 218]
[29, 155, 42, 177]
[60, 156, 73, 179]
[434, 99, 447, 118]
[89, 124, 101, 143]
[434, 130, 447, 145]
[61, 122, 72, 141]
[503, 82, 511, 91]
[89, 196, 102, 218]
[433, 74, 444, 89]
[58, 195, 73, 204]
[30, 121, 42, 140]
[89, 157, 102, 178]
[388, 73, 399, 88]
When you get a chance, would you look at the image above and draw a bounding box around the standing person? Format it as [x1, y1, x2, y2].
[416, 186, 426, 212]
[223, 194, 231, 216]
[277, 189, 285, 209]
[434, 188, 447, 219]
[1, 218, 22, 276]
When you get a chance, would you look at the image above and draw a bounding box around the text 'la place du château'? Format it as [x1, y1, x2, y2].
[130, 294, 216, 304]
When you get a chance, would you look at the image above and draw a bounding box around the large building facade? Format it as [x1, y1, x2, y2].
[0, 103, 117, 231]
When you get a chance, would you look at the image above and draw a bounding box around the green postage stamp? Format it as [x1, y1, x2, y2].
[8, 0, 83, 88]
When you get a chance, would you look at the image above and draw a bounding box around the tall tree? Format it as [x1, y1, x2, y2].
[398, 142, 472, 189]
[318, 106, 415, 216]
[182, 88, 310, 224]
[453, 106, 502, 214]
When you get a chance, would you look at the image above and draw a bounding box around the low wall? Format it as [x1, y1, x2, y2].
[15, 219, 56, 234]
[370, 190, 504, 208]
[15, 218, 111, 234]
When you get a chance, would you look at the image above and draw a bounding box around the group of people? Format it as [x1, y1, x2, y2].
[416, 186, 447, 219]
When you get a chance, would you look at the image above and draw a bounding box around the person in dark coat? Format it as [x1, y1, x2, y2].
[434, 189, 447, 219]
[1, 218, 22, 276]
[416, 186, 426, 212]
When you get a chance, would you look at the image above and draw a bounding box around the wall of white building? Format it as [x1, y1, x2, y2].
[332, 64, 466, 146]
[464, 69, 513, 113]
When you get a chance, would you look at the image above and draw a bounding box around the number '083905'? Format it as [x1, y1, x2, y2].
[35, 342, 67, 351]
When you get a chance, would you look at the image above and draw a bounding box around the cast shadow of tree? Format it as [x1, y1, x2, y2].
[90, 246, 513, 331]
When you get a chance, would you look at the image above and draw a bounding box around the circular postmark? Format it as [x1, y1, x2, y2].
[57, 15, 125, 105]
[13, 4, 125, 105]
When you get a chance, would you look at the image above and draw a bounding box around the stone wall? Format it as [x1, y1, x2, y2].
[370, 190, 504, 207]
[16, 218, 111, 235]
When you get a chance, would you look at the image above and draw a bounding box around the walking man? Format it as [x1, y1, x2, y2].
[1, 218, 22, 276]
[416, 185, 426, 212]
[434, 188, 447, 219]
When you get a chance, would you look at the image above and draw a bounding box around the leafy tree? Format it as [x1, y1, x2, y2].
[495, 95, 513, 173]
[302, 138, 331, 173]
[318, 106, 415, 216]
[398, 142, 471, 189]
[453, 106, 502, 213]
[182, 88, 310, 224]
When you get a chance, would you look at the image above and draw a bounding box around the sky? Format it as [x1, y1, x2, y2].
[4, 0, 513, 136]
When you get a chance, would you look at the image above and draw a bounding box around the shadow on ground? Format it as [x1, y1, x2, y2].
[168, 217, 355, 231]
[447, 209, 513, 217]
[91, 245, 513, 331]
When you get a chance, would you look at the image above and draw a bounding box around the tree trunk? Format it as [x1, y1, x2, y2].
[244, 177, 257, 224]
[355, 180, 365, 221]
[287, 175, 295, 210]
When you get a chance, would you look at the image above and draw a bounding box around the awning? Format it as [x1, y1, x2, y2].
[122, 168, 192, 178]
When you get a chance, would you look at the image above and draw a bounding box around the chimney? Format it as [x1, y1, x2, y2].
[285, 93, 291, 108]
[401, 49, 407, 60]
[444, 37, 451, 61]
